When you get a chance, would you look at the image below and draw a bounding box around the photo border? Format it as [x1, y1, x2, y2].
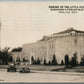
[0, 0, 84, 84]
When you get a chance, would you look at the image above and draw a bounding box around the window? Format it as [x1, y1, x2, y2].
[74, 39, 77, 44]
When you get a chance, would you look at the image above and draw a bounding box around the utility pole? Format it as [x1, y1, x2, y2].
[0, 19, 1, 51]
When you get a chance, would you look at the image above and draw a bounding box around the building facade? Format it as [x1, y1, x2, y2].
[12, 28, 84, 64]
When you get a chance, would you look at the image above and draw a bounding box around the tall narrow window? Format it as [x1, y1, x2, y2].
[74, 39, 77, 44]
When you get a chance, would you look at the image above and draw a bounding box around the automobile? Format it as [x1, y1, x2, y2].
[7, 63, 17, 72]
[19, 67, 30, 73]
[19, 62, 30, 73]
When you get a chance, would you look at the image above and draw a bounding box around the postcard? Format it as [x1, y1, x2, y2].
[0, 0, 84, 83]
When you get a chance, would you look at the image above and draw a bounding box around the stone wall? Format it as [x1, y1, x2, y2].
[12, 34, 84, 64]
[47, 35, 84, 64]
[12, 52, 22, 62]
[22, 41, 48, 64]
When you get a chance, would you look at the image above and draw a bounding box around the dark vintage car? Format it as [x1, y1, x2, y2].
[7, 63, 17, 72]
[19, 67, 30, 73]
[19, 62, 30, 73]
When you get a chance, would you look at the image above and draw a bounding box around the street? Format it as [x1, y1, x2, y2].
[0, 69, 84, 82]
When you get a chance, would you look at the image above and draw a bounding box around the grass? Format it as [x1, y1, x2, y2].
[30, 65, 65, 71]
[0, 64, 84, 73]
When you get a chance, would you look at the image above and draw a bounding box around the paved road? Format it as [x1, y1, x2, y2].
[0, 69, 84, 83]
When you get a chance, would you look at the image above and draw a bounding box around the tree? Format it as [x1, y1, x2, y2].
[70, 53, 78, 67]
[61, 60, 64, 65]
[52, 54, 57, 65]
[23, 57, 26, 62]
[33, 60, 37, 65]
[0, 47, 10, 64]
[31, 56, 34, 62]
[37, 58, 40, 64]
[44, 59, 46, 65]
[12, 47, 22, 52]
[80, 55, 84, 66]
[48, 60, 51, 65]
[9, 56, 13, 62]
[65, 55, 69, 65]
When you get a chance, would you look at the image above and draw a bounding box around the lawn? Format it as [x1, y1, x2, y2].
[30, 65, 65, 71]
[0, 64, 84, 73]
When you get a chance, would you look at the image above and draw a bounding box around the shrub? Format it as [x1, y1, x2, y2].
[32, 60, 37, 65]
[23, 57, 26, 62]
[70, 53, 78, 67]
[31, 56, 34, 62]
[44, 59, 46, 65]
[61, 60, 64, 65]
[48, 60, 51, 65]
[9, 56, 13, 62]
[80, 55, 84, 66]
[64, 55, 69, 65]
[37, 58, 41, 64]
[52, 54, 57, 65]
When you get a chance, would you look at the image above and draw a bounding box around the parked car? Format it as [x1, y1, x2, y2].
[7, 63, 17, 72]
[19, 67, 30, 73]
[19, 62, 30, 73]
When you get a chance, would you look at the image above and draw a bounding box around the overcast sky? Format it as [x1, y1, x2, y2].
[0, 1, 84, 49]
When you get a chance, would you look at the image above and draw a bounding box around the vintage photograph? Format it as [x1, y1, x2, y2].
[0, 1, 84, 83]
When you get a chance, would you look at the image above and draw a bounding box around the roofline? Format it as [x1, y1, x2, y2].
[52, 28, 84, 35]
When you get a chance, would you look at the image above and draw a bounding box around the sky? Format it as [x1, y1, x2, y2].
[0, 1, 84, 49]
